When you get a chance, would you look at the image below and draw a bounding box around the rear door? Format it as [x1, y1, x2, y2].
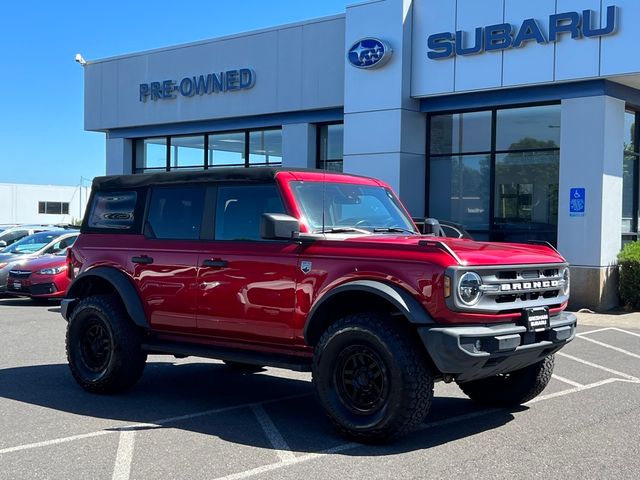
[195, 183, 299, 344]
[132, 185, 206, 334]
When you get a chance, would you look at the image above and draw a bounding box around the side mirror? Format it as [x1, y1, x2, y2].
[260, 213, 300, 240]
[412, 217, 445, 236]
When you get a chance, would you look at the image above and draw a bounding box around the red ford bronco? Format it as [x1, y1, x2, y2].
[63, 168, 576, 442]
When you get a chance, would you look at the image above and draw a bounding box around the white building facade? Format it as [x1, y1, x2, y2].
[0, 183, 89, 225]
[83, 0, 640, 310]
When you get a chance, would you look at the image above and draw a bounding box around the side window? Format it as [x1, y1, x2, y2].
[47, 235, 78, 253]
[3, 230, 28, 245]
[146, 186, 206, 240]
[215, 184, 285, 241]
[88, 191, 137, 230]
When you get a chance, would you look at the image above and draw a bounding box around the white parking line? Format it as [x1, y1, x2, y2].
[0, 393, 309, 456]
[557, 352, 639, 381]
[213, 409, 497, 480]
[216, 365, 640, 480]
[551, 374, 583, 388]
[575, 336, 640, 360]
[576, 327, 615, 337]
[527, 377, 639, 404]
[612, 327, 640, 339]
[251, 404, 295, 462]
[111, 430, 135, 480]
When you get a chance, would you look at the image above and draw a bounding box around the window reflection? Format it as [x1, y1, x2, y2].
[170, 136, 205, 168]
[496, 105, 560, 151]
[318, 123, 344, 171]
[430, 111, 492, 155]
[208, 132, 245, 167]
[249, 130, 282, 165]
[429, 154, 490, 230]
[494, 151, 559, 228]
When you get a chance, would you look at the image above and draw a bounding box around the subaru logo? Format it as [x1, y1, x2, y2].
[347, 38, 392, 69]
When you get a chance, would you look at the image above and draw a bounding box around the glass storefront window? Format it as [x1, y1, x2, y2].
[208, 132, 245, 167]
[318, 123, 344, 171]
[249, 130, 282, 165]
[428, 104, 560, 244]
[496, 105, 561, 151]
[136, 138, 167, 172]
[170, 135, 205, 169]
[622, 154, 636, 234]
[494, 151, 559, 229]
[429, 154, 490, 230]
[430, 111, 492, 155]
[622, 110, 639, 242]
[134, 128, 283, 173]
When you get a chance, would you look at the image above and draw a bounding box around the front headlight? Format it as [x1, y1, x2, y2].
[37, 266, 66, 275]
[458, 272, 482, 305]
[562, 268, 570, 297]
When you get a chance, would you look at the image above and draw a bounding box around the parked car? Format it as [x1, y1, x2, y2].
[6, 251, 70, 300]
[413, 218, 473, 239]
[62, 168, 575, 442]
[0, 225, 59, 248]
[0, 230, 78, 293]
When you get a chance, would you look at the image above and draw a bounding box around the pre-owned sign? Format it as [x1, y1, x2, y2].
[427, 6, 618, 60]
[139, 68, 255, 102]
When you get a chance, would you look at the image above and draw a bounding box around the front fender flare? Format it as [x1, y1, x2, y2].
[303, 279, 433, 345]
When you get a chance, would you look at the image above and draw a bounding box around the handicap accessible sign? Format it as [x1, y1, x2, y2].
[570, 188, 585, 217]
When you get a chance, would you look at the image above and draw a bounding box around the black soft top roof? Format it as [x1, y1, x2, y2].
[91, 167, 319, 191]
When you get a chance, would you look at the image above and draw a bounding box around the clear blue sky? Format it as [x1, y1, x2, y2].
[0, 0, 350, 187]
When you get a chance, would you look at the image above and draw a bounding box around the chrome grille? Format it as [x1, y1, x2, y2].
[447, 263, 568, 313]
[8, 270, 31, 279]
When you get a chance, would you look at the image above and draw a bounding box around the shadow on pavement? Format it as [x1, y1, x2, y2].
[0, 361, 517, 455]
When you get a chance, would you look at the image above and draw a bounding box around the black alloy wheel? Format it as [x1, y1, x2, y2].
[334, 345, 389, 415]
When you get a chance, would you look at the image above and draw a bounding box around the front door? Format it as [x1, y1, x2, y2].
[196, 183, 299, 344]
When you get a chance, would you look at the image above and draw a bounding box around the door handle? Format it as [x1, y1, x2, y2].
[132, 256, 154, 265]
[202, 259, 228, 268]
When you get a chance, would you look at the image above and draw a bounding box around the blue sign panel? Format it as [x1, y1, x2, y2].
[347, 38, 393, 69]
[570, 188, 586, 217]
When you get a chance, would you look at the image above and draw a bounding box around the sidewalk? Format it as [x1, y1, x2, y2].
[572, 309, 640, 329]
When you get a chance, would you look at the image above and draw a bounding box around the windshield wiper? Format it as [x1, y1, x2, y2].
[373, 227, 419, 235]
[316, 227, 372, 234]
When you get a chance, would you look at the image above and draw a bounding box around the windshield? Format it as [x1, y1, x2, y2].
[290, 181, 417, 234]
[3, 231, 61, 254]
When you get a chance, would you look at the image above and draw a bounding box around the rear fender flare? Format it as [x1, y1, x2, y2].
[66, 266, 149, 329]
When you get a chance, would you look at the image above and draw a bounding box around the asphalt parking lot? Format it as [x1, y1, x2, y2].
[0, 298, 638, 480]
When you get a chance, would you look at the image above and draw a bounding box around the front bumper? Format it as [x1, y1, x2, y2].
[418, 311, 577, 383]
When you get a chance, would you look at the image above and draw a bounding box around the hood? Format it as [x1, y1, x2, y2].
[10, 254, 66, 272]
[0, 252, 32, 265]
[340, 235, 566, 266]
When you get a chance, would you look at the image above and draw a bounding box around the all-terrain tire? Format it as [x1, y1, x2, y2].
[312, 312, 434, 443]
[458, 355, 555, 407]
[66, 294, 147, 394]
[223, 360, 265, 373]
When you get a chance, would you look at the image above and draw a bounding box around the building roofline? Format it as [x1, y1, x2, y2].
[84, 13, 346, 66]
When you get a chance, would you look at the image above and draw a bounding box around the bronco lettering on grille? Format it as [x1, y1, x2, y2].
[500, 280, 559, 291]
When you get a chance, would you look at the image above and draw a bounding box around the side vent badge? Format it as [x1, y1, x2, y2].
[301, 261, 312, 274]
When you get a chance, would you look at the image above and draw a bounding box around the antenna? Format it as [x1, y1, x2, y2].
[321, 168, 326, 234]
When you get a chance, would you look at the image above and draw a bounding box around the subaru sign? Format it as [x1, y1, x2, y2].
[427, 6, 618, 60]
[347, 38, 392, 69]
[139, 68, 255, 102]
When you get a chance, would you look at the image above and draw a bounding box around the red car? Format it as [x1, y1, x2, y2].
[7, 252, 70, 299]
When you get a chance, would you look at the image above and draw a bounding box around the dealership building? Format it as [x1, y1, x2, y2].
[82, 0, 640, 310]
